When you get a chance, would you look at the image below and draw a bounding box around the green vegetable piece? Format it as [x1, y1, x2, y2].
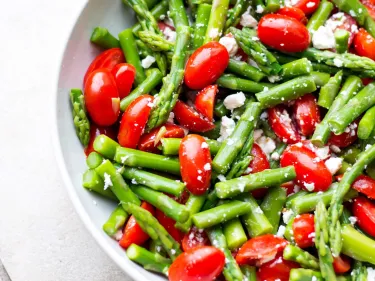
[175, 194, 206, 232]
[90, 27, 120, 49]
[289, 269, 323, 281]
[227, 59, 266, 82]
[306, 0, 334, 33]
[223, 218, 248, 250]
[160, 138, 220, 156]
[93, 135, 120, 160]
[193, 4, 212, 49]
[283, 245, 320, 270]
[103, 206, 128, 238]
[204, 0, 230, 43]
[70, 89, 90, 147]
[280, 58, 313, 80]
[82, 169, 117, 200]
[335, 29, 350, 54]
[358, 105, 375, 139]
[318, 70, 343, 109]
[86, 152, 103, 169]
[217, 74, 274, 93]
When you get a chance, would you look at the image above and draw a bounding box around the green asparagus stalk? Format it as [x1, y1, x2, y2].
[240, 265, 257, 281]
[95, 160, 141, 207]
[192, 200, 252, 229]
[86, 152, 103, 169]
[318, 70, 343, 109]
[103, 206, 128, 238]
[136, 39, 153, 58]
[160, 138, 220, 156]
[168, 0, 189, 27]
[335, 29, 350, 54]
[90, 27, 120, 49]
[223, 218, 248, 250]
[269, 142, 287, 169]
[82, 169, 117, 200]
[138, 30, 174, 51]
[311, 75, 363, 147]
[255, 76, 317, 108]
[225, 0, 246, 29]
[351, 261, 368, 281]
[126, 244, 171, 275]
[204, 0, 230, 43]
[93, 135, 120, 160]
[114, 146, 180, 175]
[214, 100, 230, 118]
[175, 194, 206, 232]
[70, 89, 90, 147]
[311, 71, 331, 87]
[283, 245, 320, 270]
[149, 239, 167, 257]
[289, 269, 324, 281]
[123, 203, 182, 260]
[132, 0, 169, 35]
[207, 226, 244, 281]
[358, 105, 375, 139]
[265, 0, 280, 12]
[215, 166, 296, 199]
[239, 193, 273, 237]
[260, 186, 287, 234]
[227, 59, 266, 82]
[280, 58, 313, 80]
[130, 185, 189, 223]
[202, 120, 222, 139]
[193, 4, 212, 49]
[119, 28, 147, 85]
[285, 190, 308, 209]
[306, 0, 334, 33]
[217, 74, 274, 93]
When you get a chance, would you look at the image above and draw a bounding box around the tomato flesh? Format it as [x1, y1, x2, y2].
[182, 226, 210, 252]
[333, 255, 351, 274]
[257, 254, 299, 281]
[156, 209, 185, 243]
[354, 28, 375, 60]
[268, 105, 300, 144]
[195, 85, 218, 121]
[292, 214, 315, 248]
[111, 63, 136, 99]
[353, 196, 375, 238]
[293, 94, 320, 136]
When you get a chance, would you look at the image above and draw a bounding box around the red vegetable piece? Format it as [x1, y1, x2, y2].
[333, 255, 351, 274]
[353, 196, 375, 238]
[84, 68, 120, 126]
[85, 124, 117, 156]
[277, 7, 308, 24]
[168, 246, 225, 281]
[184, 42, 229, 90]
[156, 209, 185, 243]
[111, 63, 136, 99]
[257, 254, 299, 281]
[182, 226, 210, 252]
[337, 174, 375, 199]
[195, 85, 218, 121]
[117, 95, 153, 149]
[268, 105, 301, 144]
[258, 14, 310, 52]
[354, 28, 375, 60]
[328, 121, 358, 148]
[292, 214, 315, 248]
[293, 0, 320, 15]
[293, 93, 320, 136]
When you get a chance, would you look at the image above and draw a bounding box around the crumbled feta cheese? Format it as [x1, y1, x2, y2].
[163, 27, 176, 43]
[312, 26, 336, 49]
[253, 129, 263, 141]
[271, 152, 280, 161]
[283, 209, 294, 224]
[223, 92, 246, 110]
[333, 58, 343, 67]
[367, 267, 375, 281]
[260, 111, 268, 120]
[276, 225, 286, 237]
[218, 116, 236, 142]
[248, 58, 259, 68]
[103, 173, 113, 190]
[240, 8, 258, 27]
[254, 206, 263, 214]
[304, 182, 315, 192]
[167, 112, 174, 123]
[312, 276, 318, 281]
[351, 24, 358, 33]
[315, 146, 330, 160]
[268, 75, 281, 83]
[325, 157, 343, 175]
[349, 216, 357, 225]
[283, 0, 299, 7]
[209, 28, 220, 39]
[141, 55, 155, 68]
[256, 136, 276, 156]
[217, 174, 227, 182]
[164, 16, 174, 27]
[201, 142, 209, 149]
[256, 5, 264, 13]
[366, 144, 372, 151]
[330, 145, 341, 153]
[219, 36, 239, 57]
[204, 163, 211, 171]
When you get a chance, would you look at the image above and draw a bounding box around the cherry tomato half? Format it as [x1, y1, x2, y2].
[156, 209, 185, 243]
[333, 255, 351, 274]
[119, 202, 155, 249]
[280, 143, 332, 192]
[117, 95, 153, 148]
[353, 196, 375, 238]
[184, 42, 229, 90]
[293, 94, 320, 136]
[168, 246, 225, 281]
[195, 85, 218, 121]
[268, 105, 300, 144]
[111, 63, 136, 99]
[257, 254, 299, 281]
[84, 68, 120, 126]
[258, 14, 310, 52]
[173, 100, 215, 132]
[248, 143, 271, 198]
[236, 234, 289, 266]
[292, 214, 315, 248]
[182, 226, 210, 252]
[337, 174, 375, 199]
[84, 48, 125, 86]
[354, 28, 375, 60]
[277, 7, 308, 24]
[85, 124, 117, 156]
[292, 0, 320, 15]
[180, 134, 212, 195]
[328, 121, 358, 148]
[138, 124, 185, 153]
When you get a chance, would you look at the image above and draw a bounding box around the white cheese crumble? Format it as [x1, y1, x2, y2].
[304, 182, 315, 192]
[114, 230, 123, 241]
[283, 209, 294, 224]
[271, 152, 280, 161]
[223, 92, 246, 110]
[256, 5, 264, 13]
[268, 75, 281, 83]
[103, 173, 113, 190]
[253, 129, 263, 141]
[167, 112, 174, 123]
[256, 136, 276, 156]
[217, 174, 227, 182]
[314, 146, 330, 160]
[325, 157, 343, 175]
[209, 28, 220, 39]
[276, 225, 286, 238]
[219, 35, 239, 57]
[218, 116, 236, 142]
[330, 145, 341, 153]
[349, 216, 357, 225]
[240, 8, 258, 28]
[163, 27, 176, 42]
[333, 58, 344, 67]
[367, 267, 375, 281]
[141, 55, 155, 68]
[312, 26, 336, 49]
[254, 206, 263, 214]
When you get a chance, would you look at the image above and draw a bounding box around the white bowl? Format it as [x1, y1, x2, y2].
[52, 1, 166, 280]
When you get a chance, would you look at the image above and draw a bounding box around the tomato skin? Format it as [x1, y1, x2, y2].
[281, 181, 297, 195]
[119, 202, 155, 249]
[85, 124, 117, 156]
[184, 42, 229, 90]
[180, 135, 212, 195]
[168, 246, 225, 281]
[84, 69, 120, 126]
[248, 143, 271, 198]
[362, 1, 375, 20]
[138, 124, 185, 153]
[257, 254, 299, 281]
[293, 0, 320, 15]
[328, 121, 358, 148]
[156, 209, 185, 243]
[268, 105, 301, 144]
[117, 95, 153, 149]
[236, 234, 289, 266]
[182, 226, 210, 252]
[292, 214, 315, 248]
[111, 63, 136, 99]
[337, 174, 375, 199]
[293, 94, 320, 136]
[195, 85, 218, 121]
[277, 7, 308, 24]
[354, 28, 375, 60]
[280, 143, 332, 192]
[333, 255, 351, 274]
[353, 196, 375, 238]
[173, 100, 216, 132]
[84, 48, 125, 86]
[258, 14, 310, 52]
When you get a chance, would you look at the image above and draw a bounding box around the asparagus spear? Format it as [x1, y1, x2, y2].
[280, 58, 313, 80]
[227, 59, 266, 82]
[124, 203, 182, 260]
[70, 89, 90, 147]
[215, 166, 296, 199]
[217, 74, 274, 93]
[207, 226, 244, 281]
[283, 245, 320, 270]
[289, 269, 324, 281]
[82, 169, 117, 200]
[225, 0, 246, 29]
[240, 265, 257, 281]
[193, 4, 212, 49]
[103, 206, 128, 238]
[126, 244, 171, 275]
[255, 76, 317, 108]
[306, 0, 334, 33]
[204, 0, 230, 43]
[138, 30, 174, 51]
[223, 218, 248, 250]
[132, 0, 169, 35]
[335, 29, 350, 54]
[318, 70, 343, 109]
[269, 142, 287, 169]
[90, 27, 120, 49]
[175, 194, 206, 232]
[358, 105, 375, 139]
[86, 151, 103, 169]
[160, 138, 220, 156]
[93, 135, 120, 160]
[351, 261, 368, 281]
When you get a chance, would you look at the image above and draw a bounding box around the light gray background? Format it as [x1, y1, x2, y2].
[0, 0, 130, 280]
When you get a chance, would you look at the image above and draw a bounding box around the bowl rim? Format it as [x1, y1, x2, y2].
[51, 2, 149, 280]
